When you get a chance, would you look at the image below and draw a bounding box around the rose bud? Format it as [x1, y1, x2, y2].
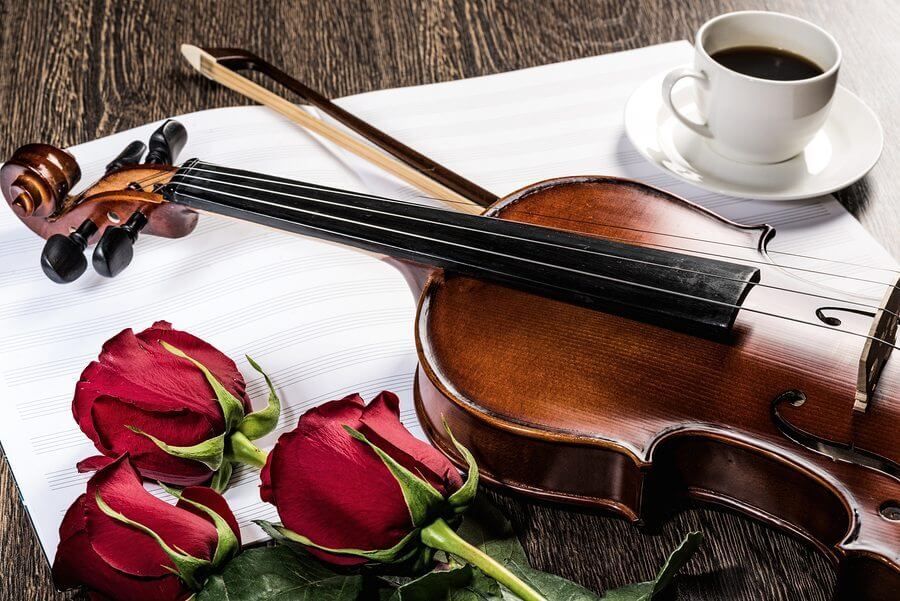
[52, 455, 240, 600]
[74, 321, 279, 489]
[257, 391, 546, 600]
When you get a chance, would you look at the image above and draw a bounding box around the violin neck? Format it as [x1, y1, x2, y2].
[164, 159, 760, 338]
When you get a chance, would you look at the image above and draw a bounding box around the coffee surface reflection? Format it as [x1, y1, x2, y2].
[711, 46, 824, 81]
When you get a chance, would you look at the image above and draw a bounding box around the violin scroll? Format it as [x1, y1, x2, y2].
[1, 120, 199, 283]
[1, 144, 81, 219]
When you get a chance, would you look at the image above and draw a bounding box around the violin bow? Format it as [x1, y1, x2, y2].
[180, 45, 496, 215]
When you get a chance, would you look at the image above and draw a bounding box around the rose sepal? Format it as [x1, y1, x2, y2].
[236, 355, 281, 440]
[257, 520, 421, 564]
[442, 420, 478, 511]
[127, 426, 226, 471]
[160, 484, 240, 568]
[209, 461, 233, 493]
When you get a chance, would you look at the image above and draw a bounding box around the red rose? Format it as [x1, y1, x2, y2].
[259, 391, 474, 566]
[52, 455, 240, 600]
[74, 321, 276, 487]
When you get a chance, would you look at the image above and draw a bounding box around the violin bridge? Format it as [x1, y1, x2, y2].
[855, 275, 900, 412]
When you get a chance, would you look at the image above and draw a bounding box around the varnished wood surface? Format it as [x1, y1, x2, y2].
[0, 1, 897, 599]
[416, 177, 899, 599]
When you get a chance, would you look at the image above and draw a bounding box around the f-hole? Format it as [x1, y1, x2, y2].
[771, 390, 899, 480]
[816, 306, 875, 327]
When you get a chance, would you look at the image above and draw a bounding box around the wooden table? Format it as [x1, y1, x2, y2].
[0, 1, 896, 599]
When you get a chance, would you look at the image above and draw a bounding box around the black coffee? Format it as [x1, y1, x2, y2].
[710, 46, 824, 81]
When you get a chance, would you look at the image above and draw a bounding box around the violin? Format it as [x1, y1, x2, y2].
[3, 91, 898, 601]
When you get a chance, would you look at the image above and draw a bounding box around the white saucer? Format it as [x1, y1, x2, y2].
[624, 72, 883, 201]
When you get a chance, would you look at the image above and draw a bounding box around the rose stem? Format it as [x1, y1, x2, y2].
[420, 518, 547, 601]
[229, 431, 269, 468]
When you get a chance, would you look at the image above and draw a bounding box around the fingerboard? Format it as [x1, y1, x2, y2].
[164, 160, 760, 338]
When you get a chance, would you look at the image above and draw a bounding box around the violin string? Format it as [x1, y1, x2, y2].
[542, 228, 894, 290]
[167, 164, 900, 289]
[123, 164, 898, 285]
[170, 184, 900, 353]
[172, 161, 896, 327]
[169, 165, 897, 318]
[114, 165, 900, 288]
[404, 192, 900, 277]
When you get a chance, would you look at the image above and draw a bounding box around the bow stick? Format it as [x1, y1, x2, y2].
[180, 45, 494, 215]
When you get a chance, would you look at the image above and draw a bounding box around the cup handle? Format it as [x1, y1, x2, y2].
[661, 67, 713, 138]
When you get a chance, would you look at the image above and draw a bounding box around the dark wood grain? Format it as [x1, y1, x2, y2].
[0, 1, 897, 600]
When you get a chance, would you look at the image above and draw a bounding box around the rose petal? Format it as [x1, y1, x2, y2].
[85, 456, 219, 577]
[73, 365, 104, 443]
[262, 394, 410, 565]
[77, 362, 221, 420]
[178, 486, 242, 546]
[359, 391, 462, 495]
[54, 531, 189, 601]
[77, 455, 116, 474]
[90, 396, 217, 485]
[295, 393, 365, 430]
[58, 494, 87, 544]
[260, 450, 275, 504]
[53, 495, 189, 601]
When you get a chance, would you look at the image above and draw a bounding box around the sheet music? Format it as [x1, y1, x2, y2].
[0, 41, 894, 564]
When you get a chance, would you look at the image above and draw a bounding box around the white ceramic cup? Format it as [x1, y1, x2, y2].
[662, 11, 841, 164]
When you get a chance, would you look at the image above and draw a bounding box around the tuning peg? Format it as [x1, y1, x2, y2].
[41, 219, 97, 283]
[91, 211, 148, 278]
[144, 120, 187, 164]
[105, 140, 147, 174]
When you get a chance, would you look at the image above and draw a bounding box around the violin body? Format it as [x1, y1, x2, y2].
[413, 176, 900, 600]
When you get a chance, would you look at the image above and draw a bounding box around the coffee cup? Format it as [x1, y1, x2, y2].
[662, 11, 841, 164]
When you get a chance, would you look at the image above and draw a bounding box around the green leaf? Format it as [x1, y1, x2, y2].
[600, 531, 704, 601]
[237, 355, 281, 440]
[95, 492, 211, 590]
[343, 426, 445, 527]
[257, 520, 420, 564]
[210, 461, 233, 493]
[597, 583, 653, 601]
[456, 498, 702, 600]
[161, 341, 245, 431]
[160, 483, 240, 568]
[454, 496, 526, 565]
[496, 566, 599, 601]
[443, 420, 479, 511]
[196, 545, 362, 601]
[387, 563, 472, 600]
[126, 425, 225, 471]
[386, 562, 504, 601]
